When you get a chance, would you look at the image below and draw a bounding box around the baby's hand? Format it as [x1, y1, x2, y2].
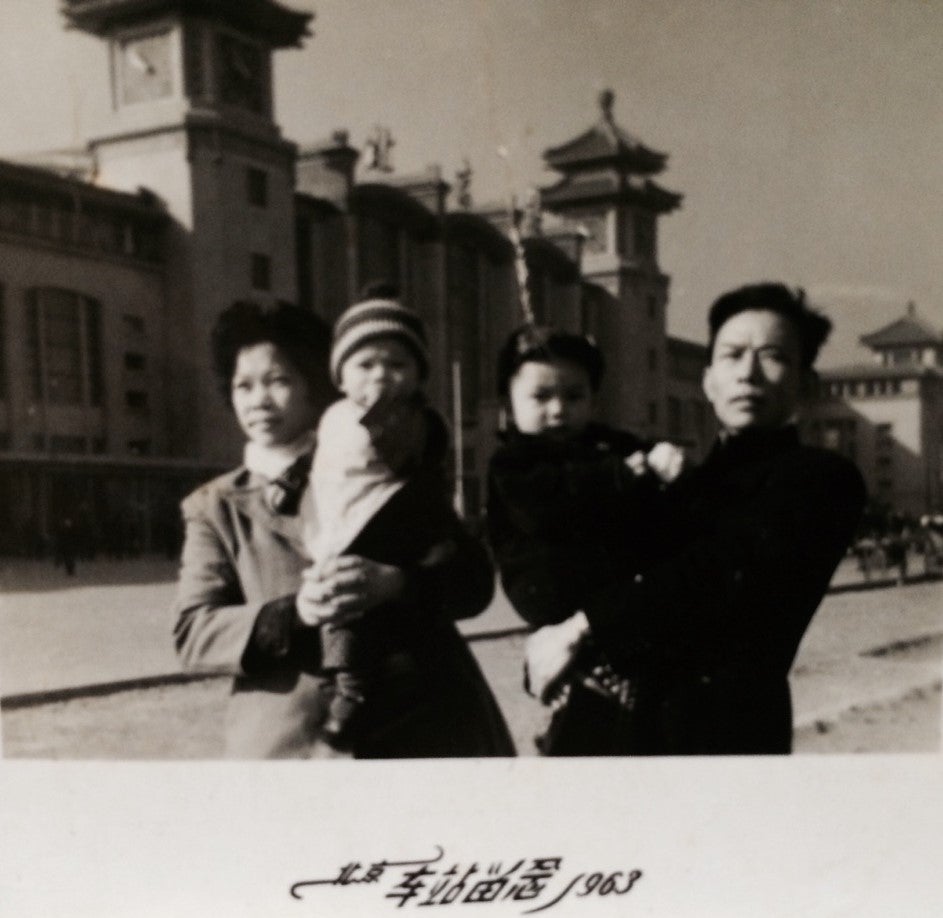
[361, 394, 426, 472]
[646, 442, 686, 484]
[625, 450, 649, 477]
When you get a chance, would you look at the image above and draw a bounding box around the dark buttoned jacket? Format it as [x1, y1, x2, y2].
[486, 423, 655, 628]
[584, 426, 866, 755]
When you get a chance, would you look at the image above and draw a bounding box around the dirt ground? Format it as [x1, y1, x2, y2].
[3, 635, 939, 759]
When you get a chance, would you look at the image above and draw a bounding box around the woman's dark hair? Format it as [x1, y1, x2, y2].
[708, 283, 832, 368]
[210, 299, 332, 401]
[496, 324, 605, 396]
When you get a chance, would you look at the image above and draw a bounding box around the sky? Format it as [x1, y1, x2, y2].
[1, 0, 941, 366]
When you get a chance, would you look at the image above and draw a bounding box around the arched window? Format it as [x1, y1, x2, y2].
[25, 288, 103, 406]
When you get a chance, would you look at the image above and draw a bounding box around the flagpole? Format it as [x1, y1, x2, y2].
[452, 359, 465, 517]
[497, 146, 536, 326]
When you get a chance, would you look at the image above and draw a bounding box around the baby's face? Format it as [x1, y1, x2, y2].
[339, 338, 421, 409]
[508, 359, 594, 439]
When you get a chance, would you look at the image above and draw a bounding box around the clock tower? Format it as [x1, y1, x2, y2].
[62, 0, 312, 465]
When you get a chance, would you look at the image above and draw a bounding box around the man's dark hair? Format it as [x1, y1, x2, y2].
[707, 283, 832, 368]
[496, 324, 605, 396]
[210, 299, 332, 401]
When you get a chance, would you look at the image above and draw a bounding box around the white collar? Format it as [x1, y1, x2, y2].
[243, 429, 318, 481]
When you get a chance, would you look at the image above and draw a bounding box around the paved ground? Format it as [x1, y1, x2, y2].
[1, 554, 940, 757]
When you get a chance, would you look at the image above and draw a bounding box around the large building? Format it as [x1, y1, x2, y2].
[805, 303, 943, 517]
[0, 0, 711, 556]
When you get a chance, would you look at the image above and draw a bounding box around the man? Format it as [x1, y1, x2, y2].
[525, 283, 866, 754]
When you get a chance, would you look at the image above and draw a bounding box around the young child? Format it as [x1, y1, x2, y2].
[308, 285, 454, 749]
[486, 324, 685, 754]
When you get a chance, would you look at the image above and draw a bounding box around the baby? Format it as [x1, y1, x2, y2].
[308, 285, 452, 749]
[486, 324, 684, 754]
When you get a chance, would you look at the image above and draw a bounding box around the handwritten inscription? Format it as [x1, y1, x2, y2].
[290, 847, 642, 913]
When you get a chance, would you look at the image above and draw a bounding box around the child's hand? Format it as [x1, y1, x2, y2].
[625, 450, 649, 477]
[360, 394, 427, 472]
[646, 442, 686, 484]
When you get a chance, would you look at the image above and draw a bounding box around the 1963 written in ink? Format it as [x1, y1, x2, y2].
[290, 846, 643, 912]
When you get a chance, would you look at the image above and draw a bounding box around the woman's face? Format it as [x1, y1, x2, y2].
[230, 342, 320, 448]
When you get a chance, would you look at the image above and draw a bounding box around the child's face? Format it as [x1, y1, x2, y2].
[508, 359, 594, 439]
[339, 338, 421, 409]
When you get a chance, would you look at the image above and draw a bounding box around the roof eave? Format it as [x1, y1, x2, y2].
[63, 0, 313, 48]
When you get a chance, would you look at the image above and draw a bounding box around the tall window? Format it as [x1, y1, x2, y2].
[633, 211, 655, 258]
[25, 288, 103, 406]
[357, 217, 400, 290]
[247, 167, 268, 207]
[446, 244, 481, 423]
[250, 253, 271, 291]
[0, 284, 6, 400]
[667, 396, 682, 437]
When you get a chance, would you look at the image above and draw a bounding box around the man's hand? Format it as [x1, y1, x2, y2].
[524, 611, 591, 704]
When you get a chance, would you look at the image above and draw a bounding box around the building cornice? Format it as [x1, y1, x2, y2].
[63, 0, 312, 49]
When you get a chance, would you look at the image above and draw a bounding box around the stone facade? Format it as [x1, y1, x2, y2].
[805, 305, 943, 516]
[0, 0, 707, 554]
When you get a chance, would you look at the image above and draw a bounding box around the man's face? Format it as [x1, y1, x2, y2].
[703, 309, 805, 435]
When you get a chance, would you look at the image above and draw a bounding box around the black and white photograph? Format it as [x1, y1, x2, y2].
[0, 0, 941, 914]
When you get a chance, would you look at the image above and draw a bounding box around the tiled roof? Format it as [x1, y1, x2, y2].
[860, 313, 943, 348]
[819, 363, 941, 381]
[542, 91, 668, 176]
[544, 123, 667, 175]
[541, 172, 682, 212]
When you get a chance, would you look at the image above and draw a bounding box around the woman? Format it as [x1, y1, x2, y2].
[172, 300, 514, 759]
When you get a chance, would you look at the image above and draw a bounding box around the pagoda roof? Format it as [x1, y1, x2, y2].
[541, 170, 682, 213]
[860, 307, 943, 349]
[63, 0, 312, 48]
[543, 90, 668, 176]
[819, 363, 941, 381]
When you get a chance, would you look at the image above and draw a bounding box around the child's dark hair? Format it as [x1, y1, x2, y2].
[210, 299, 332, 401]
[708, 283, 832, 368]
[497, 324, 605, 396]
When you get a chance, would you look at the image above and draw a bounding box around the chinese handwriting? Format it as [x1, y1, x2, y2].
[290, 849, 642, 913]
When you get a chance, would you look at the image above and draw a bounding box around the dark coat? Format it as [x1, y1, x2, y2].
[171, 464, 514, 759]
[486, 423, 656, 629]
[583, 426, 867, 755]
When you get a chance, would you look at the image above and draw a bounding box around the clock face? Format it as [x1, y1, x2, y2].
[216, 33, 265, 113]
[119, 31, 173, 105]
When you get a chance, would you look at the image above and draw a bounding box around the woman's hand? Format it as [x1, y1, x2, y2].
[524, 611, 591, 704]
[295, 555, 406, 627]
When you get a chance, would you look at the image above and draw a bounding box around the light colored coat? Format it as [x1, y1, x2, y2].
[172, 466, 514, 759]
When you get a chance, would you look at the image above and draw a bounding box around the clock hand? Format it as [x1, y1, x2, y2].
[128, 47, 155, 75]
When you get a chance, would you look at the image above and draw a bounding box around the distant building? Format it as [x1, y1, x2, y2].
[805, 303, 943, 516]
[0, 0, 710, 554]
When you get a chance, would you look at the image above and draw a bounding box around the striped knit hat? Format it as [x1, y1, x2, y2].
[329, 295, 429, 386]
